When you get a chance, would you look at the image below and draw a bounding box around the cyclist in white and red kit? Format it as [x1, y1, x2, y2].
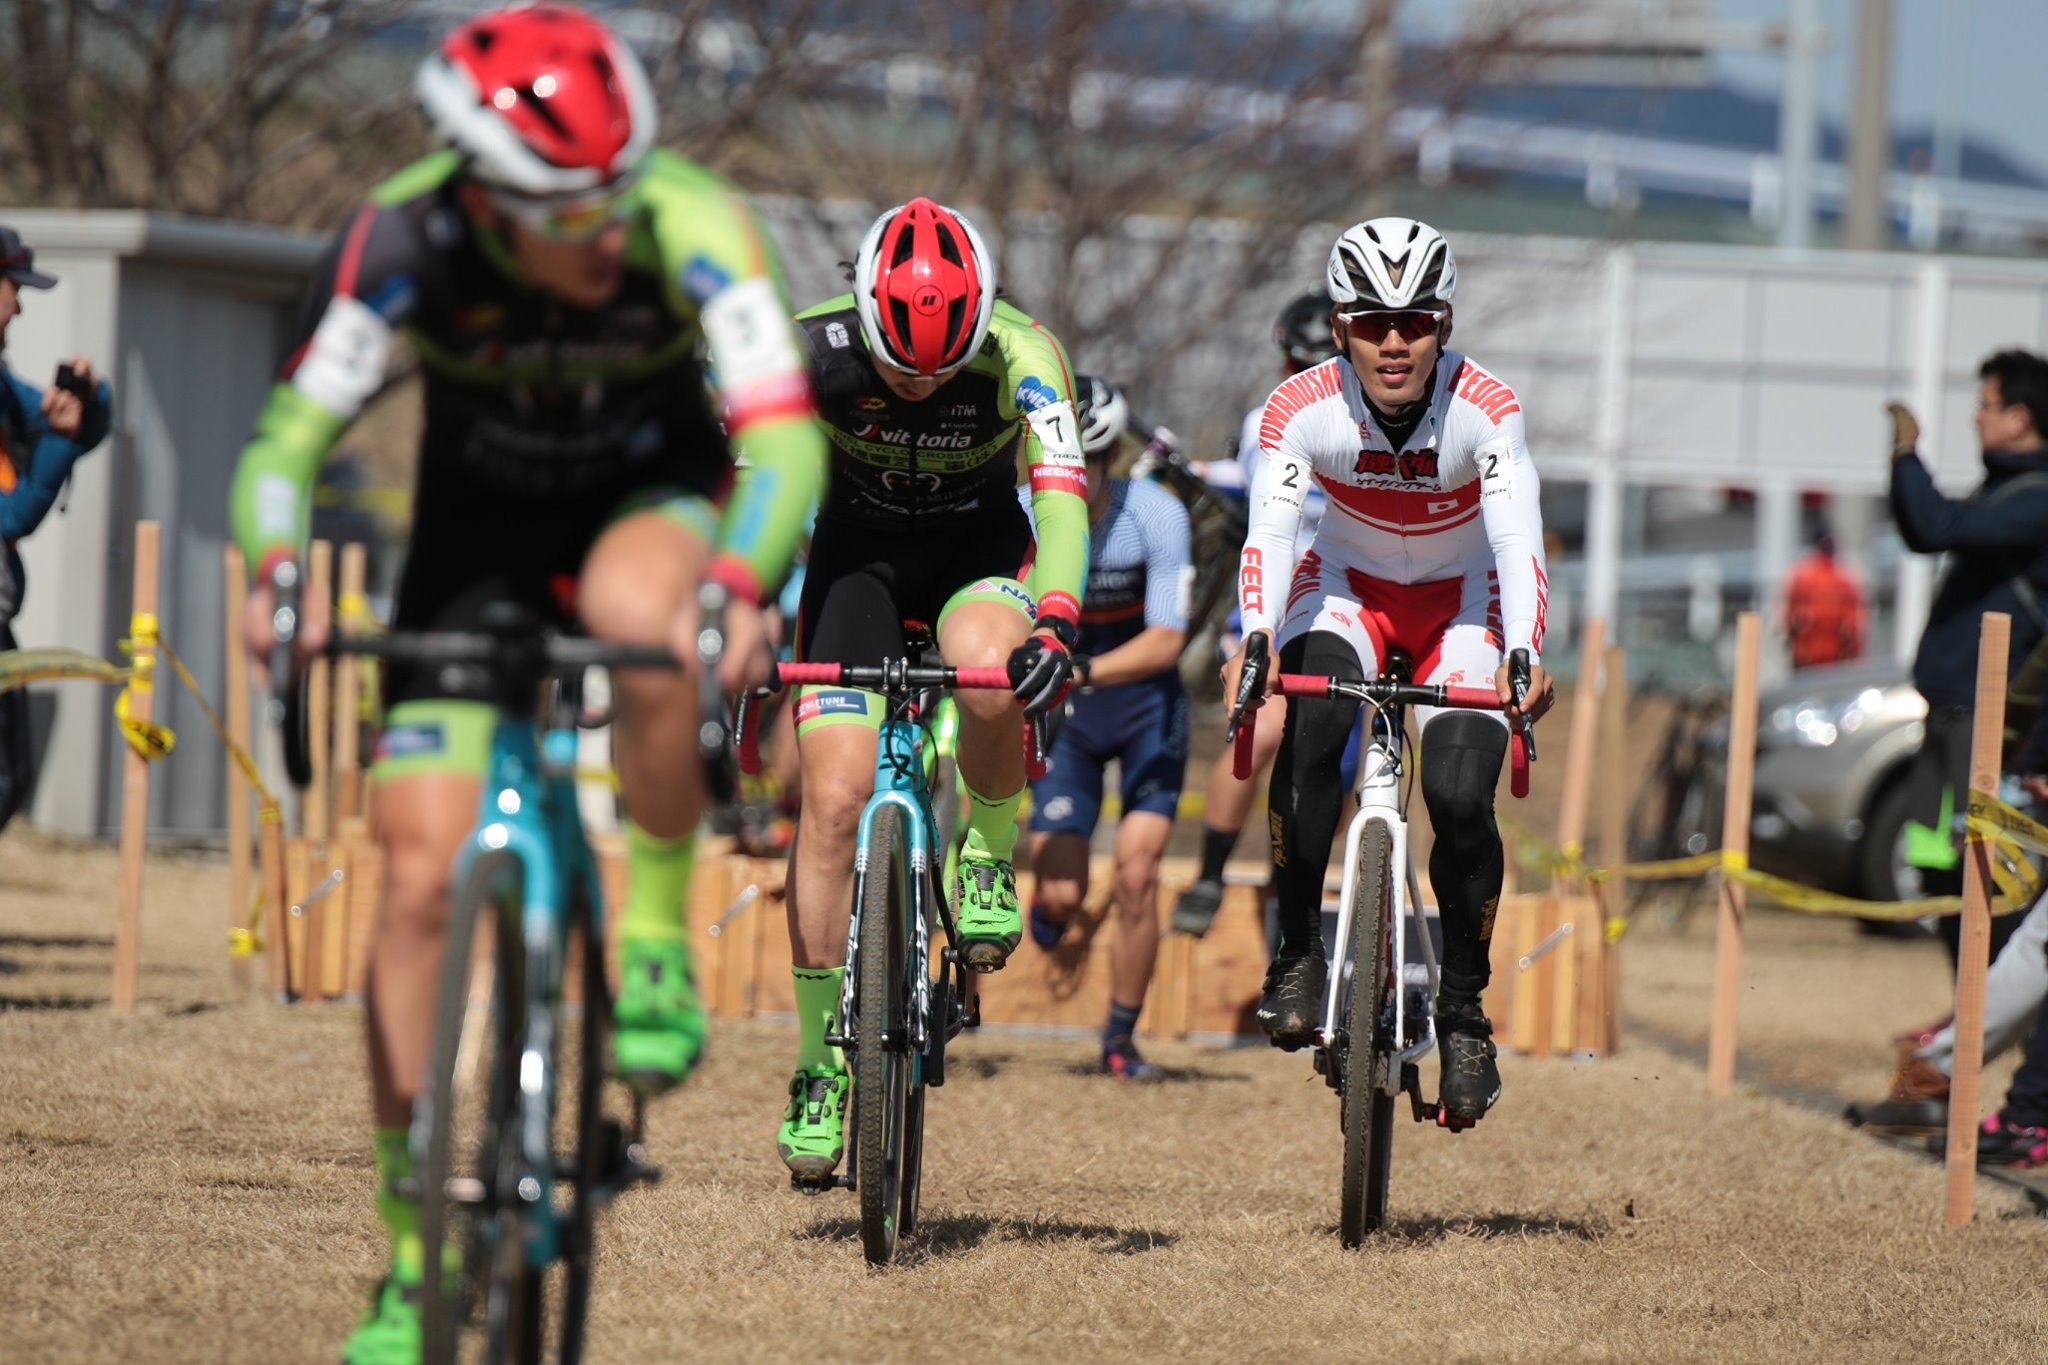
[1221, 217, 1557, 1123]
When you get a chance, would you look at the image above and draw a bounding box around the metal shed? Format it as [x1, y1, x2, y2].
[4, 210, 322, 840]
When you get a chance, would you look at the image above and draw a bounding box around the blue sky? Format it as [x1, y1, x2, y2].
[1398, 1, 2048, 181]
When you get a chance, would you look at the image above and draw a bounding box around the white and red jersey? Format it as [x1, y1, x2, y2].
[1236, 349, 1548, 662]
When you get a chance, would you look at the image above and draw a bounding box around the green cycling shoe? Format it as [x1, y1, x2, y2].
[955, 852, 1022, 972]
[778, 1065, 851, 1182]
[612, 935, 708, 1096]
[341, 1277, 420, 1365]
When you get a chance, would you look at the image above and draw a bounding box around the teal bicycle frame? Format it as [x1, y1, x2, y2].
[451, 715, 608, 1268]
[314, 621, 672, 1364]
[835, 697, 959, 1077]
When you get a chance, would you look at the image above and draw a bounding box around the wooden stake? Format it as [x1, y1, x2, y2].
[1708, 612, 1762, 1097]
[333, 544, 367, 823]
[112, 520, 160, 1015]
[261, 811, 290, 999]
[1946, 611, 2011, 1226]
[224, 545, 253, 991]
[1554, 617, 1606, 887]
[305, 540, 333, 842]
[302, 542, 333, 1003]
[1550, 617, 1605, 1055]
[1595, 644, 1629, 1053]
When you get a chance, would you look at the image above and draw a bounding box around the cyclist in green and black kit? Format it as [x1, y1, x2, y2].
[225, 6, 823, 1360]
[774, 198, 1089, 1181]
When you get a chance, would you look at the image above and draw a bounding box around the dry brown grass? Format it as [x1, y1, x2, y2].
[6, 823, 2048, 1364]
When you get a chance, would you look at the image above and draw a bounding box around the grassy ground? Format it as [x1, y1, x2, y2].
[6, 824, 2048, 1364]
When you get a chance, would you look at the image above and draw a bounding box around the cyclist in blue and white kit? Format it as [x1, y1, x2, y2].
[1024, 375, 1192, 1079]
[1171, 290, 1343, 937]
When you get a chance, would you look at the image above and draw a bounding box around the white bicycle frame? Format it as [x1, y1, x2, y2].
[1320, 700, 1443, 1098]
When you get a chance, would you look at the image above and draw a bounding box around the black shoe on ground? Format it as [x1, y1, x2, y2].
[1437, 1002, 1501, 1123]
[1256, 951, 1327, 1050]
[1171, 878, 1226, 937]
[1928, 1110, 2048, 1168]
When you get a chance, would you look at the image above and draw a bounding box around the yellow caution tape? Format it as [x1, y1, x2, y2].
[113, 613, 175, 759]
[4, 627, 291, 959]
[114, 684, 176, 759]
[1506, 797, 2048, 923]
[1967, 792, 2048, 859]
[0, 647, 131, 691]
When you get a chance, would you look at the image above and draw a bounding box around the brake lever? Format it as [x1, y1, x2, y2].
[1507, 647, 1537, 763]
[1224, 631, 1270, 744]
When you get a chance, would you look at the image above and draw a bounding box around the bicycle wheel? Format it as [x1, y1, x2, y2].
[420, 849, 540, 1363]
[555, 909, 607, 1365]
[1340, 820, 1397, 1247]
[855, 804, 912, 1265]
[898, 861, 943, 1240]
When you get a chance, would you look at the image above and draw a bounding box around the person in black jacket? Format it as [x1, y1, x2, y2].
[1887, 348, 2048, 965]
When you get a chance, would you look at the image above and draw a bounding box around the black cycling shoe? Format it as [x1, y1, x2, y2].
[1256, 951, 1327, 1050]
[1170, 878, 1226, 938]
[1436, 1001, 1501, 1123]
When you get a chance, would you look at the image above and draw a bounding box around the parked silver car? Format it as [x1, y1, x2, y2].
[1748, 661, 1929, 902]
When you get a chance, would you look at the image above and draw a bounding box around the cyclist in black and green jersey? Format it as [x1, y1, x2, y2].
[774, 197, 1090, 1181]
[225, 6, 823, 1361]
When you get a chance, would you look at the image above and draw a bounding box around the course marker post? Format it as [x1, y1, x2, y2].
[112, 520, 160, 1015]
[333, 543, 368, 826]
[300, 539, 334, 1001]
[1708, 611, 1761, 1097]
[1548, 616, 1605, 1054]
[225, 545, 253, 990]
[1594, 643, 1629, 1053]
[1946, 610, 2010, 1225]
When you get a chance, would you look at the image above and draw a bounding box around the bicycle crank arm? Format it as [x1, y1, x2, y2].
[1401, 1063, 1473, 1131]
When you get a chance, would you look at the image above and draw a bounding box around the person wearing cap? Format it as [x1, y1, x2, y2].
[0, 224, 113, 830]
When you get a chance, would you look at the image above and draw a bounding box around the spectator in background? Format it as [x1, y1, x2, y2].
[1886, 350, 2048, 969]
[0, 224, 114, 830]
[1783, 532, 1866, 669]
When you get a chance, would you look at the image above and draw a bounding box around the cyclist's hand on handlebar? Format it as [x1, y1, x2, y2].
[1219, 630, 1275, 710]
[679, 595, 775, 695]
[716, 599, 777, 695]
[242, 567, 329, 675]
[1007, 629, 1075, 717]
[1495, 657, 1555, 722]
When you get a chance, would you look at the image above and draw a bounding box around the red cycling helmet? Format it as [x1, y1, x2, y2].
[415, 2, 654, 196]
[851, 198, 997, 376]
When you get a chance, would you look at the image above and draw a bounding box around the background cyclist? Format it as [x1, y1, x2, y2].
[776, 198, 1087, 1182]
[1024, 375, 1192, 1080]
[226, 7, 824, 1359]
[1172, 289, 1342, 939]
[1221, 218, 1555, 1126]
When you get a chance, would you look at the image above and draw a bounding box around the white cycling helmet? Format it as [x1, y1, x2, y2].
[1076, 374, 1129, 459]
[1326, 217, 1457, 312]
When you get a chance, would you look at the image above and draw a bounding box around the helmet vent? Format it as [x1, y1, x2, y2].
[518, 84, 571, 140]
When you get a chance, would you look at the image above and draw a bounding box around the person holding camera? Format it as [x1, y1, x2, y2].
[0, 223, 114, 828]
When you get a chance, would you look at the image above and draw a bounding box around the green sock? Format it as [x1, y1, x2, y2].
[961, 781, 1024, 862]
[622, 823, 695, 942]
[792, 967, 846, 1073]
[374, 1126, 423, 1285]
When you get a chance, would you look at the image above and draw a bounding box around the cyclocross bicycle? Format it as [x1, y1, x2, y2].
[278, 592, 675, 1363]
[735, 626, 1045, 1266]
[1227, 633, 1534, 1245]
